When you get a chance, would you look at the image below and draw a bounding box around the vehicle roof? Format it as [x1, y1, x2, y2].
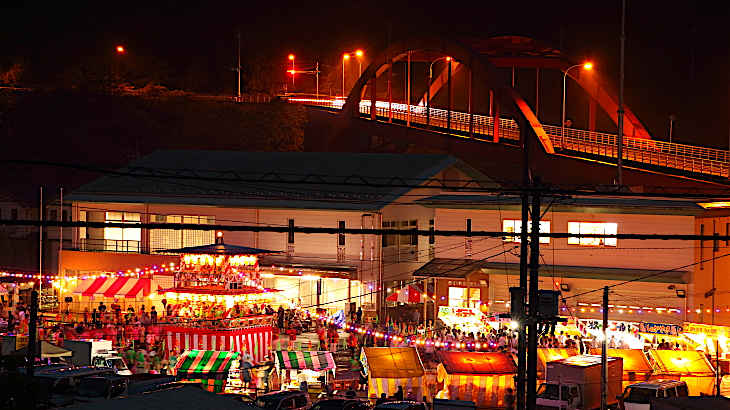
[35, 366, 116, 379]
[627, 379, 686, 389]
[375, 401, 424, 409]
[258, 390, 307, 399]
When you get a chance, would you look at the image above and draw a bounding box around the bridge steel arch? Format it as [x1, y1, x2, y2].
[341, 35, 651, 143]
[340, 36, 556, 153]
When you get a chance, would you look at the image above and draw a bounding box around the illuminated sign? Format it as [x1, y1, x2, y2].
[638, 322, 682, 336]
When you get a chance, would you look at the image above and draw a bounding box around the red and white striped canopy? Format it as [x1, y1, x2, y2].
[386, 285, 422, 303]
[73, 277, 155, 299]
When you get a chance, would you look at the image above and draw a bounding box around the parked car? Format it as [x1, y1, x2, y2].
[374, 401, 426, 410]
[313, 398, 372, 410]
[253, 390, 312, 410]
[77, 375, 128, 399]
[619, 380, 689, 410]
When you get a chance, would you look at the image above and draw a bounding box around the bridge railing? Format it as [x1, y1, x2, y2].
[287, 96, 730, 178]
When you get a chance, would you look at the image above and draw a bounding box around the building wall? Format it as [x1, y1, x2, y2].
[434, 208, 695, 270]
[692, 216, 730, 325]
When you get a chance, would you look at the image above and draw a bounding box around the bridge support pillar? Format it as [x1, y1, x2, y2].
[589, 99, 597, 132]
[447, 59, 452, 133]
[370, 74, 377, 121]
[493, 98, 500, 143]
[468, 65, 474, 138]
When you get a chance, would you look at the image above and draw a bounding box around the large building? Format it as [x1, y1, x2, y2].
[56, 150, 728, 326]
[60, 150, 488, 316]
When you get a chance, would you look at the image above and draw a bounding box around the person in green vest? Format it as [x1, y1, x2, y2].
[168, 348, 178, 376]
[136, 349, 146, 374]
[126, 345, 136, 372]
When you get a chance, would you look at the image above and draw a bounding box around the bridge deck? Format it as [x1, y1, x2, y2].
[287, 97, 729, 180]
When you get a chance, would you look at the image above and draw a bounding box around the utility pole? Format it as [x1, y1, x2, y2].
[526, 187, 541, 409]
[39, 187, 43, 296]
[617, 0, 626, 186]
[236, 31, 241, 101]
[601, 286, 609, 410]
[447, 58, 452, 133]
[26, 290, 38, 377]
[517, 113, 530, 410]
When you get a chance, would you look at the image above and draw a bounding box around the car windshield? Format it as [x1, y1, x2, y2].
[625, 387, 656, 404]
[537, 384, 560, 400]
[109, 358, 128, 371]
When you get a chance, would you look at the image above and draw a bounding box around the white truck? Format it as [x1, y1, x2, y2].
[63, 339, 132, 376]
[536, 354, 622, 410]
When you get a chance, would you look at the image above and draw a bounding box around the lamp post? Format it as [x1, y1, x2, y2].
[355, 49, 364, 77]
[427, 56, 451, 128]
[561, 62, 593, 140]
[288, 62, 320, 97]
[342, 53, 350, 98]
[288, 54, 295, 89]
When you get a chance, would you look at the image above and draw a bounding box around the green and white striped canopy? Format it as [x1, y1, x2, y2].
[175, 350, 240, 376]
[274, 351, 335, 372]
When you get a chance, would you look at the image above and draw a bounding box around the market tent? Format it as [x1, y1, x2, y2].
[386, 285, 422, 304]
[537, 348, 578, 380]
[648, 349, 716, 396]
[73, 277, 157, 298]
[436, 351, 516, 408]
[590, 348, 652, 387]
[362, 347, 426, 399]
[175, 350, 240, 393]
[14, 341, 73, 359]
[274, 351, 335, 372]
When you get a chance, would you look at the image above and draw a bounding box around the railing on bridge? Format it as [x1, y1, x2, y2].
[286, 95, 730, 178]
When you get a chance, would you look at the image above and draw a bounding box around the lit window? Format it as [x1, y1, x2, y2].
[448, 287, 481, 308]
[503, 220, 551, 243]
[150, 214, 214, 252]
[104, 212, 141, 252]
[568, 222, 617, 247]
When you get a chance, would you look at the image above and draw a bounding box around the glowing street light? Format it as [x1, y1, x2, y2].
[116, 45, 125, 54]
[354, 49, 364, 77]
[342, 53, 351, 97]
[288, 54, 295, 88]
[561, 61, 594, 139]
[426, 56, 452, 127]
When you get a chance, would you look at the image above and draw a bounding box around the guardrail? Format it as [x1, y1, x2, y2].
[287, 96, 730, 178]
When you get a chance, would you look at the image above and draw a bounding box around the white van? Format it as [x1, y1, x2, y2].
[619, 380, 689, 410]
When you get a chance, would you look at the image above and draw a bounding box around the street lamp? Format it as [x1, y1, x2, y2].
[288, 62, 321, 97]
[355, 49, 364, 77]
[427, 56, 451, 127]
[342, 53, 350, 98]
[116, 45, 125, 54]
[288, 54, 295, 88]
[561, 62, 593, 140]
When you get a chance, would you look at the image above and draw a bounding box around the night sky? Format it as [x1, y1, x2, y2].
[3, 1, 730, 147]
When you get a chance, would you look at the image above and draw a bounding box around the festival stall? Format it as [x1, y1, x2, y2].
[537, 348, 579, 380]
[578, 319, 644, 349]
[637, 322, 693, 350]
[437, 306, 490, 335]
[361, 347, 426, 399]
[158, 236, 280, 363]
[71, 276, 160, 313]
[682, 322, 729, 358]
[648, 349, 716, 396]
[174, 349, 240, 393]
[273, 350, 336, 392]
[590, 348, 652, 388]
[435, 351, 516, 408]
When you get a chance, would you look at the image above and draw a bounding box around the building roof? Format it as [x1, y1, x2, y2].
[413, 259, 687, 284]
[481, 262, 688, 284]
[259, 255, 358, 273]
[589, 348, 652, 374]
[437, 351, 516, 375]
[68, 151, 481, 211]
[648, 350, 715, 376]
[157, 241, 281, 255]
[362, 347, 425, 378]
[412, 258, 488, 278]
[416, 195, 705, 216]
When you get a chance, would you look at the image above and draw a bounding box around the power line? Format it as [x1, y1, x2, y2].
[3, 219, 729, 241]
